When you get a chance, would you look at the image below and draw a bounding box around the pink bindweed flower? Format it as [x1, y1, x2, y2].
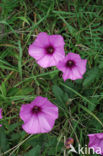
[65, 138, 74, 149]
[0, 108, 2, 127]
[88, 133, 103, 155]
[20, 96, 58, 134]
[28, 32, 65, 68]
[56, 52, 87, 81]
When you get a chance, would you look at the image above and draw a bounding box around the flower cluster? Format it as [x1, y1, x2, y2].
[0, 32, 102, 155]
[26, 32, 87, 134]
[29, 32, 87, 81]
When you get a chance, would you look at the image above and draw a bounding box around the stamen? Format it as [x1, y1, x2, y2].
[46, 46, 54, 54]
[66, 60, 75, 68]
[32, 106, 41, 113]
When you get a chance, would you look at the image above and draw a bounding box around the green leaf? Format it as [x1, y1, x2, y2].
[7, 123, 21, 133]
[18, 40, 23, 80]
[88, 97, 99, 111]
[0, 127, 9, 152]
[18, 17, 30, 25]
[24, 145, 41, 156]
[52, 85, 68, 107]
[57, 15, 77, 36]
[83, 67, 99, 87]
[0, 82, 6, 97]
[79, 105, 103, 127]
[52, 85, 64, 104]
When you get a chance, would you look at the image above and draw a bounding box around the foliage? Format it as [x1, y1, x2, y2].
[0, 0, 103, 155]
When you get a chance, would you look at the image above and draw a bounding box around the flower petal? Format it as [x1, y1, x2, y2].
[37, 55, 52, 68]
[22, 114, 40, 134]
[20, 104, 33, 122]
[33, 32, 49, 48]
[28, 33, 65, 68]
[96, 133, 103, 139]
[0, 109, 2, 127]
[88, 133, 103, 155]
[38, 113, 55, 133]
[88, 134, 98, 147]
[0, 108, 2, 119]
[53, 49, 65, 65]
[71, 67, 83, 80]
[62, 69, 70, 81]
[28, 45, 45, 60]
[20, 96, 59, 134]
[67, 52, 81, 61]
[42, 103, 58, 120]
[56, 60, 66, 72]
[57, 52, 87, 81]
[31, 96, 47, 107]
[76, 59, 87, 75]
[99, 140, 103, 154]
[49, 35, 65, 48]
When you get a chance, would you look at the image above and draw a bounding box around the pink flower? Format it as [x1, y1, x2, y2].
[56, 52, 87, 81]
[88, 133, 103, 155]
[28, 32, 65, 68]
[0, 108, 2, 127]
[20, 96, 58, 134]
[65, 138, 74, 149]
